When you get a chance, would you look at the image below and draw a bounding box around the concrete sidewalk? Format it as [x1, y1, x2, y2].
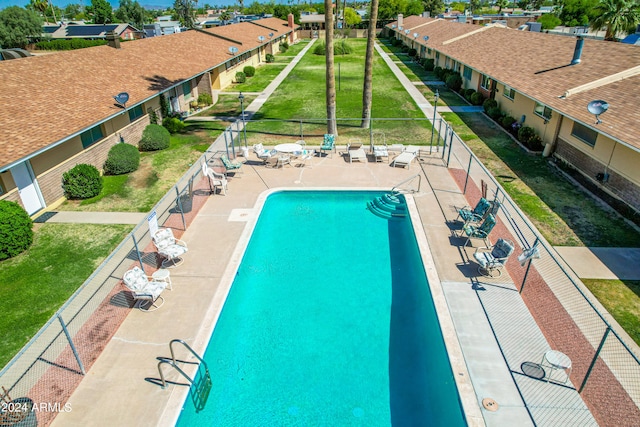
[554, 246, 640, 280]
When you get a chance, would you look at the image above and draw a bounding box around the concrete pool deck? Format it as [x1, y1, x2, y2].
[50, 149, 598, 427]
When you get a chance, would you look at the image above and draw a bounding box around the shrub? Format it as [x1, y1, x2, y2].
[197, 93, 213, 106]
[103, 143, 140, 175]
[464, 88, 476, 101]
[279, 41, 289, 52]
[424, 58, 434, 71]
[243, 66, 255, 77]
[391, 38, 402, 46]
[470, 92, 485, 106]
[528, 134, 544, 151]
[148, 109, 159, 125]
[487, 107, 503, 121]
[265, 53, 275, 63]
[446, 73, 463, 92]
[0, 200, 33, 261]
[501, 115, 516, 130]
[334, 39, 352, 55]
[538, 13, 561, 30]
[139, 123, 171, 150]
[483, 98, 498, 113]
[433, 66, 443, 80]
[517, 126, 536, 146]
[400, 45, 409, 52]
[408, 48, 417, 57]
[62, 164, 102, 199]
[313, 41, 326, 55]
[235, 71, 246, 83]
[161, 117, 184, 135]
[35, 39, 107, 50]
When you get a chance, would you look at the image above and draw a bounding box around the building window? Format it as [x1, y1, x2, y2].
[434, 51, 440, 64]
[463, 66, 472, 80]
[128, 105, 144, 121]
[427, 48, 432, 55]
[503, 85, 515, 100]
[571, 122, 598, 147]
[444, 57, 450, 68]
[534, 102, 552, 120]
[182, 81, 192, 100]
[80, 125, 104, 148]
[480, 74, 493, 91]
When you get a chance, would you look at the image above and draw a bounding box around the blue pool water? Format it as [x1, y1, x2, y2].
[176, 191, 466, 426]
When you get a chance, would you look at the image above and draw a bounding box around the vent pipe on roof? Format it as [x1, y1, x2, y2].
[397, 14, 403, 29]
[105, 31, 121, 49]
[571, 36, 584, 65]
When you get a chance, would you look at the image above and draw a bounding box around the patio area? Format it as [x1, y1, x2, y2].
[48, 146, 600, 427]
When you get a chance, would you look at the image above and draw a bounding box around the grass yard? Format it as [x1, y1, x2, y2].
[0, 223, 132, 368]
[442, 112, 640, 247]
[582, 279, 640, 346]
[198, 94, 258, 117]
[222, 64, 286, 93]
[59, 122, 221, 212]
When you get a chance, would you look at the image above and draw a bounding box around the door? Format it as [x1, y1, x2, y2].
[10, 162, 44, 215]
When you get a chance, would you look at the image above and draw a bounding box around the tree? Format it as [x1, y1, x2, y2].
[470, 0, 482, 12]
[361, 0, 379, 128]
[538, 12, 562, 28]
[173, 0, 196, 28]
[63, 3, 83, 20]
[325, 0, 337, 136]
[591, 0, 640, 40]
[116, 0, 146, 29]
[90, 0, 114, 24]
[495, 0, 509, 12]
[220, 11, 232, 22]
[557, 0, 598, 26]
[0, 6, 43, 48]
[343, 7, 361, 27]
[422, 0, 445, 16]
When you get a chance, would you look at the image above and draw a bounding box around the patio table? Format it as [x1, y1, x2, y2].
[274, 143, 303, 153]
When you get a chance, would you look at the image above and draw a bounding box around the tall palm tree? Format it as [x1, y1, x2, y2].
[361, 0, 379, 128]
[591, 0, 640, 41]
[325, 0, 338, 135]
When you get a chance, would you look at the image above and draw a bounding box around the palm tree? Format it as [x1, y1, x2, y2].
[325, 0, 338, 135]
[361, 0, 379, 128]
[591, 0, 640, 41]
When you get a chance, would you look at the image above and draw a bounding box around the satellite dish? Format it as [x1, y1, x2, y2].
[423, 35, 429, 42]
[113, 92, 129, 108]
[404, 29, 410, 35]
[391, 24, 396, 29]
[258, 35, 265, 42]
[413, 32, 418, 38]
[268, 32, 274, 38]
[228, 46, 239, 55]
[587, 100, 609, 124]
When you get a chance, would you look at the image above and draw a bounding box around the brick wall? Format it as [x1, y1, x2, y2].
[196, 73, 212, 99]
[36, 115, 151, 207]
[555, 138, 640, 211]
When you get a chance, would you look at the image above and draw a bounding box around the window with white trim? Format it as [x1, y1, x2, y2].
[534, 102, 552, 120]
[503, 85, 515, 100]
[463, 66, 472, 80]
[571, 122, 598, 147]
[480, 74, 493, 91]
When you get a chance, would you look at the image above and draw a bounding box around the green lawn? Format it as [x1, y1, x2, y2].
[583, 279, 640, 346]
[198, 94, 258, 117]
[222, 64, 286, 93]
[0, 223, 132, 368]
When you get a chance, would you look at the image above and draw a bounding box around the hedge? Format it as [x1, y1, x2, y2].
[243, 66, 255, 77]
[62, 164, 102, 199]
[0, 200, 33, 261]
[103, 143, 140, 175]
[140, 123, 171, 150]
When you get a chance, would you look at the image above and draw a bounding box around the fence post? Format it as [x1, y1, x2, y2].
[444, 126, 453, 161]
[223, 128, 230, 159]
[437, 119, 444, 152]
[463, 155, 473, 195]
[446, 127, 453, 167]
[579, 327, 610, 393]
[132, 234, 144, 270]
[57, 314, 85, 375]
[175, 186, 186, 230]
[300, 119, 303, 140]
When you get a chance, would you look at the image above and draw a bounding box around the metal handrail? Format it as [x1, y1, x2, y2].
[157, 359, 193, 390]
[169, 339, 209, 371]
[391, 174, 422, 194]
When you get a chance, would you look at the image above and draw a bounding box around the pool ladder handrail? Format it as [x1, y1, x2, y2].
[391, 174, 421, 194]
[157, 339, 212, 412]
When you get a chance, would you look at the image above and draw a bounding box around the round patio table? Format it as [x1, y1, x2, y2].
[274, 143, 302, 153]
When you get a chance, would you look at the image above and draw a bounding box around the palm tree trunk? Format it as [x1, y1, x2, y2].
[361, 0, 379, 128]
[325, 0, 338, 135]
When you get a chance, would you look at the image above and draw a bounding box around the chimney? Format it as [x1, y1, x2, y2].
[288, 13, 295, 44]
[397, 14, 403, 29]
[105, 31, 121, 49]
[571, 36, 584, 65]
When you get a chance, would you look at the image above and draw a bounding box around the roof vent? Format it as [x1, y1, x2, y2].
[105, 30, 121, 49]
[571, 36, 584, 65]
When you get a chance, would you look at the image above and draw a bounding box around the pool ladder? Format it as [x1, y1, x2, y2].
[157, 339, 212, 413]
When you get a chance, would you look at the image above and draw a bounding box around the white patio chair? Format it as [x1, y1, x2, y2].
[202, 163, 227, 196]
[123, 266, 169, 312]
[152, 228, 188, 268]
[347, 139, 367, 163]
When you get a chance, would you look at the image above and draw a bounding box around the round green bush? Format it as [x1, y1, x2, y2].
[434, 66, 443, 80]
[235, 71, 246, 83]
[528, 135, 544, 151]
[424, 58, 435, 71]
[161, 117, 184, 135]
[487, 107, 503, 121]
[0, 200, 33, 261]
[140, 123, 171, 150]
[103, 143, 140, 175]
[446, 73, 463, 92]
[243, 66, 255, 77]
[197, 93, 213, 106]
[483, 98, 498, 112]
[62, 164, 103, 199]
[464, 88, 476, 101]
[408, 48, 417, 57]
[265, 53, 275, 63]
[279, 41, 289, 52]
[470, 92, 485, 106]
[501, 115, 516, 129]
[518, 126, 536, 146]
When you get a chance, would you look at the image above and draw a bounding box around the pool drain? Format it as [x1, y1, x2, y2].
[482, 397, 499, 412]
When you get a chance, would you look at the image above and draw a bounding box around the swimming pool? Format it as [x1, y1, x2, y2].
[176, 190, 466, 426]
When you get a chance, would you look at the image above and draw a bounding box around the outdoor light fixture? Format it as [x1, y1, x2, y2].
[238, 92, 247, 147]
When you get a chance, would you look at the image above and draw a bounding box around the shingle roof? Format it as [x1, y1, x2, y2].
[0, 19, 292, 170]
[389, 17, 640, 151]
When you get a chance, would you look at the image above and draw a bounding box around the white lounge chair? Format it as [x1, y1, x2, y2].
[152, 228, 188, 268]
[253, 143, 274, 163]
[391, 152, 416, 169]
[372, 142, 389, 163]
[202, 163, 227, 196]
[123, 266, 170, 311]
[347, 139, 367, 163]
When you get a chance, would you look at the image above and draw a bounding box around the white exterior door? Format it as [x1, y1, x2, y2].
[10, 162, 44, 215]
